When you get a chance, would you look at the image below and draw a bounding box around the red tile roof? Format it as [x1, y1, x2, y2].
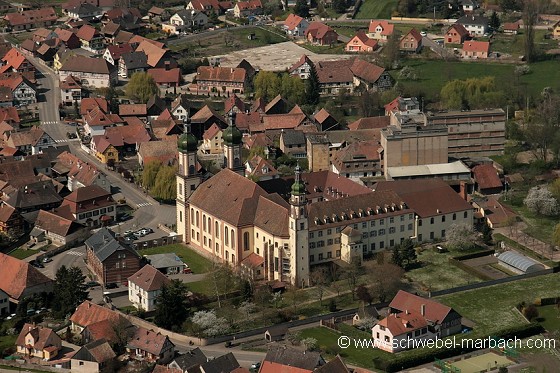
[224, 94, 246, 113]
[348, 116, 389, 131]
[403, 28, 423, 43]
[447, 24, 469, 38]
[2, 48, 29, 70]
[196, 66, 246, 83]
[59, 74, 82, 90]
[378, 310, 428, 336]
[0, 252, 52, 300]
[462, 40, 489, 53]
[80, 97, 108, 115]
[76, 24, 99, 42]
[314, 108, 332, 124]
[135, 40, 167, 68]
[351, 31, 378, 48]
[147, 67, 182, 85]
[241, 252, 264, 268]
[105, 43, 133, 60]
[127, 327, 173, 356]
[0, 202, 17, 224]
[119, 104, 147, 116]
[128, 264, 171, 292]
[16, 323, 60, 351]
[70, 300, 125, 328]
[203, 123, 222, 140]
[235, 0, 262, 10]
[5, 7, 57, 27]
[473, 164, 502, 190]
[260, 361, 312, 373]
[305, 21, 337, 40]
[389, 290, 453, 323]
[368, 20, 394, 35]
[35, 209, 79, 237]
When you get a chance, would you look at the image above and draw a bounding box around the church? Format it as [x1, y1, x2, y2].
[175, 123, 474, 287]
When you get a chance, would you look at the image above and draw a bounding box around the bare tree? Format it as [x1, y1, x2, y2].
[342, 261, 362, 300]
[364, 260, 404, 303]
[310, 267, 331, 306]
[523, 0, 538, 62]
[284, 286, 308, 314]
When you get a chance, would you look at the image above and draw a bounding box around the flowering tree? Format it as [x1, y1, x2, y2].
[524, 186, 560, 216]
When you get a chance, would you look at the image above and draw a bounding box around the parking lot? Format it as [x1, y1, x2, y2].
[214, 41, 351, 71]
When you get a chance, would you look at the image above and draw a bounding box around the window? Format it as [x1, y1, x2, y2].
[400, 225, 405, 232]
[441, 230, 446, 237]
[408, 223, 413, 230]
[362, 232, 368, 239]
[318, 231, 323, 237]
[336, 250, 341, 257]
[327, 228, 332, 235]
[442, 215, 446, 223]
[231, 230, 235, 248]
[371, 243, 376, 251]
[224, 228, 229, 245]
[362, 222, 367, 228]
[203, 215, 206, 231]
[418, 219, 422, 226]
[389, 217, 394, 223]
[380, 241, 384, 249]
[452, 213, 456, 220]
[310, 255, 314, 262]
[300, 223, 304, 230]
[464, 211, 468, 218]
[243, 232, 249, 251]
[390, 239, 394, 247]
[327, 239, 333, 245]
[204, 237, 207, 246]
[380, 219, 384, 225]
[309, 232, 314, 239]
[379, 229, 385, 235]
[318, 253, 323, 260]
[371, 221, 376, 227]
[389, 227, 395, 234]
[327, 252, 332, 259]
[430, 217, 434, 224]
[208, 217, 211, 233]
[353, 224, 358, 229]
[334, 238, 340, 244]
[430, 232, 434, 239]
[191, 208, 194, 223]
[310, 242, 316, 249]
[195, 211, 199, 227]
[317, 241, 324, 247]
[418, 234, 422, 241]
[215, 222, 219, 238]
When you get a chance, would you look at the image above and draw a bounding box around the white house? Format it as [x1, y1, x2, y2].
[163, 10, 208, 34]
[59, 56, 117, 88]
[283, 14, 309, 37]
[0, 75, 36, 106]
[6, 127, 56, 155]
[128, 264, 171, 312]
[456, 15, 489, 36]
[171, 94, 189, 121]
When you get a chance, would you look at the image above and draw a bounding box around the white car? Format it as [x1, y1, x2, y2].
[420, 31, 427, 37]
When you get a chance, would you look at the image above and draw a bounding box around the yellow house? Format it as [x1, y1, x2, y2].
[201, 123, 223, 154]
[92, 136, 119, 164]
[553, 21, 560, 40]
[16, 323, 62, 360]
[53, 48, 76, 72]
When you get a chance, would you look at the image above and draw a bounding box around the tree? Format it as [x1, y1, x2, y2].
[523, 0, 538, 62]
[446, 223, 477, 251]
[254, 71, 280, 102]
[356, 284, 373, 305]
[151, 164, 177, 201]
[191, 310, 230, 337]
[332, 0, 347, 13]
[343, 260, 362, 300]
[280, 74, 305, 104]
[305, 63, 320, 105]
[301, 337, 318, 351]
[489, 11, 501, 30]
[293, 0, 310, 17]
[284, 286, 308, 314]
[524, 186, 560, 216]
[365, 260, 404, 302]
[154, 280, 190, 331]
[523, 304, 539, 321]
[440, 77, 505, 110]
[382, 32, 401, 69]
[241, 280, 253, 300]
[96, 86, 119, 113]
[358, 90, 381, 117]
[392, 238, 417, 269]
[52, 266, 88, 318]
[238, 300, 256, 318]
[142, 161, 161, 190]
[481, 221, 493, 244]
[551, 179, 560, 205]
[310, 266, 331, 306]
[552, 223, 560, 248]
[126, 72, 158, 104]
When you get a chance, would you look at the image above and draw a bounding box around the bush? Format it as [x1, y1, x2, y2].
[328, 299, 337, 312]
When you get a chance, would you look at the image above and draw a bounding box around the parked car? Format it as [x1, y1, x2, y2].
[105, 283, 118, 289]
[42, 257, 52, 263]
[30, 260, 44, 268]
[86, 281, 100, 288]
[66, 132, 77, 139]
[250, 362, 261, 372]
[26, 241, 35, 248]
[420, 31, 427, 37]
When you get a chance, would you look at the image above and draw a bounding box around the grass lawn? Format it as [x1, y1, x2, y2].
[405, 246, 483, 292]
[437, 273, 560, 336]
[300, 42, 346, 54]
[0, 334, 16, 356]
[536, 304, 560, 332]
[9, 248, 37, 260]
[300, 325, 391, 369]
[187, 279, 213, 295]
[498, 199, 558, 246]
[396, 59, 560, 102]
[138, 244, 212, 273]
[355, 0, 398, 19]
[489, 30, 558, 58]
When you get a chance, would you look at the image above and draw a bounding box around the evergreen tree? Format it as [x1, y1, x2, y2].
[305, 63, 320, 105]
[489, 11, 501, 30]
[154, 280, 190, 331]
[293, 0, 310, 17]
[332, 0, 347, 13]
[482, 221, 493, 244]
[52, 266, 88, 318]
[242, 280, 253, 300]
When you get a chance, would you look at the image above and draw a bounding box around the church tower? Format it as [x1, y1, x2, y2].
[222, 115, 244, 176]
[288, 165, 310, 287]
[176, 123, 200, 242]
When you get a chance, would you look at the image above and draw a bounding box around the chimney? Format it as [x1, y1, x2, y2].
[459, 181, 468, 201]
[421, 304, 425, 316]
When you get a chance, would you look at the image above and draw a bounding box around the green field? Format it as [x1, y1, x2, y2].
[139, 244, 212, 273]
[9, 248, 37, 260]
[536, 304, 560, 332]
[405, 247, 483, 292]
[355, 0, 399, 19]
[438, 273, 560, 336]
[396, 59, 560, 102]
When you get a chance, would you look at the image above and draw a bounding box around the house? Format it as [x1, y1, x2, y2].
[70, 339, 117, 373]
[85, 227, 142, 285]
[126, 327, 175, 364]
[345, 31, 377, 52]
[353, 304, 379, 325]
[32, 28, 57, 43]
[400, 28, 422, 53]
[348, 116, 389, 131]
[70, 300, 131, 334]
[170, 94, 190, 122]
[331, 140, 382, 179]
[367, 20, 394, 43]
[128, 264, 171, 312]
[0, 289, 8, 315]
[461, 40, 489, 59]
[138, 140, 177, 166]
[260, 346, 324, 373]
[164, 9, 208, 34]
[264, 94, 289, 115]
[0, 0, 12, 13]
[461, 0, 478, 13]
[197, 352, 241, 373]
[135, 40, 176, 69]
[553, 21, 560, 40]
[60, 75, 84, 106]
[445, 24, 469, 45]
[283, 13, 309, 37]
[279, 129, 306, 157]
[16, 324, 62, 360]
[472, 163, 502, 194]
[6, 127, 55, 155]
[0, 253, 53, 303]
[195, 66, 248, 95]
[66, 2, 102, 21]
[33, 209, 86, 246]
[456, 15, 489, 36]
[305, 22, 338, 46]
[54, 28, 81, 49]
[147, 66, 182, 88]
[91, 122, 151, 161]
[0, 202, 24, 237]
[118, 51, 148, 78]
[264, 325, 288, 342]
[502, 22, 519, 35]
[102, 43, 133, 66]
[371, 290, 462, 352]
[168, 348, 207, 372]
[245, 155, 278, 181]
[83, 106, 123, 136]
[1, 48, 35, 76]
[288, 54, 314, 79]
[144, 253, 188, 275]
[4, 7, 58, 31]
[59, 55, 117, 88]
[148, 6, 170, 21]
[76, 24, 105, 54]
[54, 185, 116, 227]
[314, 108, 338, 131]
[53, 47, 76, 71]
[3, 180, 63, 213]
[314, 58, 392, 95]
[0, 74, 36, 106]
[186, 0, 231, 14]
[472, 196, 517, 228]
[224, 94, 246, 115]
[233, 0, 263, 18]
[201, 123, 223, 154]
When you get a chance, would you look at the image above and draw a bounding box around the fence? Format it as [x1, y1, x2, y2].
[131, 234, 183, 250]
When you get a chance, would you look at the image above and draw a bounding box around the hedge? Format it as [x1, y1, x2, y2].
[375, 323, 544, 372]
[452, 249, 495, 261]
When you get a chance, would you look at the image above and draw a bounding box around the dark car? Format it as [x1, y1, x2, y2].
[30, 260, 44, 268]
[86, 281, 100, 288]
[66, 132, 77, 139]
[105, 283, 118, 289]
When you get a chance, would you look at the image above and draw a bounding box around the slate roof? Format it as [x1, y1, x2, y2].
[85, 227, 139, 262]
[263, 346, 323, 371]
[120, 51, 148, 70]
[280, 129, 305, 146]
[60, 56, 112, 74]
[170, 347, 207, 370]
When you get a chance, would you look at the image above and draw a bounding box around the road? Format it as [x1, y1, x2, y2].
[165, 24, 252, 46]
[28, 54, 176, 228]
[422, 35, 455, 59]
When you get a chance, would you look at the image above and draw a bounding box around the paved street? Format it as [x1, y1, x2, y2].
[28, 55, 176, 228]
